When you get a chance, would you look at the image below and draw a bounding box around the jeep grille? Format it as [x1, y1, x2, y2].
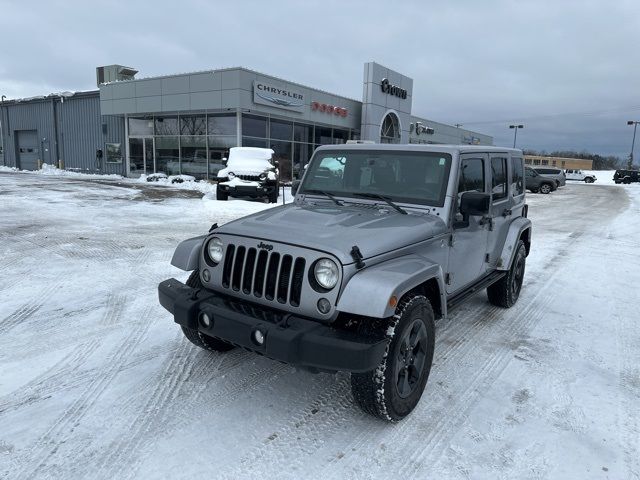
[236, 174, 261, 182]
[222, 244, 306, 307]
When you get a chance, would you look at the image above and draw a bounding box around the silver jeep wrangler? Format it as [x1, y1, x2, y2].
[159, 144, 531, 421]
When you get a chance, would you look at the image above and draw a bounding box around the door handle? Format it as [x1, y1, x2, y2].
[502, 208, 512, 217]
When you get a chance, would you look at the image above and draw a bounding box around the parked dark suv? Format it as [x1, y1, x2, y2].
[533, 167, 566, 188]
[613, 169, 640, 184]
[525, 167, 556, 194]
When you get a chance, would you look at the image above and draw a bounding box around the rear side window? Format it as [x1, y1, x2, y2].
[491, 157, 508, 200]
[458, 158, 485, 194]
[511, 157, 524, 196]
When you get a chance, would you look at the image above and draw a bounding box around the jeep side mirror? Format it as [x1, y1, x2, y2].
[291, 180, 301, 196]
[460, 192, 491, 217]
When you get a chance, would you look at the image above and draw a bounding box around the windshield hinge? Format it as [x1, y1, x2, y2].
[448, 234, 455, 247]
[209, 222, 218, 232]
[445, 273, 453, 285]
[350, 246, 366, 269]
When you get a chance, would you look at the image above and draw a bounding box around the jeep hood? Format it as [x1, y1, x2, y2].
[217, 203, 448, 265]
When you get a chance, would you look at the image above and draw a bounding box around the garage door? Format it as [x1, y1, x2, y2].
[16, 130, 39, 170]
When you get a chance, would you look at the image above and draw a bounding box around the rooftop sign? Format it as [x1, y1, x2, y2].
[253, 81, 305, 112]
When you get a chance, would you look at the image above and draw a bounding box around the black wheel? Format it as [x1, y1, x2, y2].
[529, 187, 539, 193]
[180, 271, 234, 352]
[487, 240, 526, 308]
[585, 177, 594, 184]
[539, 183, 552, 194]
[351, 294, 435, 422]
[216, 186, 229, 201]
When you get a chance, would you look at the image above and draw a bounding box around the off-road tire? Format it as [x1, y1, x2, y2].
[351, 294, 436, 422]
[585, 177, 594, 183]
[216, 186, 229, 201]
[180, 271, 234, 352]
[539, 183, 553, 194]
[487, 240, 527, 308]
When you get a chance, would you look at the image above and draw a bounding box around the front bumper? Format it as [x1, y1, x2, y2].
[218, 182, 276, 197]
[158, 278, 387, 373]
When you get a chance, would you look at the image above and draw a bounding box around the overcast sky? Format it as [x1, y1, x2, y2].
[1, 0, 639, 158]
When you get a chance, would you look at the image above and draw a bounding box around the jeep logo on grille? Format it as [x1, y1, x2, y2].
[257, 242, 274, 251]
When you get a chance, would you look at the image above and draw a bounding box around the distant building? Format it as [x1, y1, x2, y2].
[0, 62, 492, 180]
[525, 155, 593, 170]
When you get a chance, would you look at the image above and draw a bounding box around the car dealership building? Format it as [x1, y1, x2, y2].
[0, 62, 492, 181]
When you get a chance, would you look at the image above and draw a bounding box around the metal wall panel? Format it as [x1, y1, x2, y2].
[0, 93, 125, 174]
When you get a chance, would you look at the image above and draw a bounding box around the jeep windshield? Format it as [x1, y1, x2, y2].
[299, 150, 452, 207]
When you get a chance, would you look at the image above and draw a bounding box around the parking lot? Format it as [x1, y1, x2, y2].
[1, 171, 639, 479]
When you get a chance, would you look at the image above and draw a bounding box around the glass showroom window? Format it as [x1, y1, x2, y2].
[155, 117, 179, 136]
[155, 136, 180, 175]
[270, 141, 292, 182]
[242, 114, 267, 138]
[208, 135, 236, 178]
[315, 127, 332, 145]
[128, 117, 154, 136]
[270, 119, 293, 141]
[180, 116, 206, 136]
[208, 114, 236, 136]
[294, 123, 314, 143]
[180, 136, 207, 179]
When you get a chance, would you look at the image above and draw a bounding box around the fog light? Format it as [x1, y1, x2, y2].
[253, 329, 265, 345]
[317, 298, 331, 314]
[199, 312, 211, 328]
[202, 269, 211, 282]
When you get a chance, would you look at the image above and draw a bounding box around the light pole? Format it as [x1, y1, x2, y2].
[0, 95, 5, 166]
[509, 124, 524, 148]
[627, 120, 639, 169]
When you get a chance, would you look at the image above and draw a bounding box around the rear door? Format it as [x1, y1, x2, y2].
[486, 153, 512, 270]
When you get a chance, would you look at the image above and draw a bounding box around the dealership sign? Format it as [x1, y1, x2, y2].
[380, 78, 407, 100]
[311, 101, 348, 117]
[253, 81, 305, 112]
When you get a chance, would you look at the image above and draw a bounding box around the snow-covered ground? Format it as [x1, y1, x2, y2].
[0, 171, 638, 479]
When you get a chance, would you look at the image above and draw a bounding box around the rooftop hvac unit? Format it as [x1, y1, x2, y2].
[96, 65, 138, 86]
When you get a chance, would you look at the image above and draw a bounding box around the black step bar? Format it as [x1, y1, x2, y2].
[447, 271, 506, 311]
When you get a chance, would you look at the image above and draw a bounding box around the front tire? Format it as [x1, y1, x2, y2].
[216, 186, 229, 201]
[487, 240, 526, 308]
[180, 271, 234, 352]
[585, 177, 594, 183]
[351, 294, 435, 422]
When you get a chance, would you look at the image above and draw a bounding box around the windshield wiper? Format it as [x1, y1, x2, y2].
[303, 189, 344, 206]
[353, 193, 408, 215]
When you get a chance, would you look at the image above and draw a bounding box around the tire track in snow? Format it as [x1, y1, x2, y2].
[0, 282, 62, 335]
[0, 340, 99, 416]
[9, 307, 153, 480]
[216, 375, 355, 480]
[93, 343, 288, 480]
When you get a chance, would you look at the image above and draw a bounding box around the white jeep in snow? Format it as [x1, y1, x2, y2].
[216, 147, 280, 203]
[565, 169, 596, 183]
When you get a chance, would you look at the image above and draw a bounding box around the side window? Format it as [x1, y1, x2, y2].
[491, 157, 508, 200]
[458, 158, 485, 195]
[511, 157, 524, 196]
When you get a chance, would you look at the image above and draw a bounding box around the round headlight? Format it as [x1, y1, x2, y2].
[228, 172, 235, 179]
[207, 237, 224, 264]
[314, 258, 339, 290]
[259, 173, 267, 181]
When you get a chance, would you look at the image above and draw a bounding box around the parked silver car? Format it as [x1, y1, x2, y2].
[533, 166, 566, 188]
[159, 144, 532, 421]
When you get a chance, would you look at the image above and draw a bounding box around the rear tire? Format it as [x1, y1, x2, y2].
[351, 294, 435, 422]
[180, 271, 234, 352]
[585, 177, 594, 183]
[487, 240, 526, 308]
[539, 183, 552, 194]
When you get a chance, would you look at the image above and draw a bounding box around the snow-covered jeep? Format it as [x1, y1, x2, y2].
[565, 169, 596, 183]
[158, 144, 532, 421]
[216, 147, 279, 203]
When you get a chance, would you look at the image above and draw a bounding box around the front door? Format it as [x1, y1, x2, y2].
[446, 153, 490, 294]
[128, 137, 154, 176]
